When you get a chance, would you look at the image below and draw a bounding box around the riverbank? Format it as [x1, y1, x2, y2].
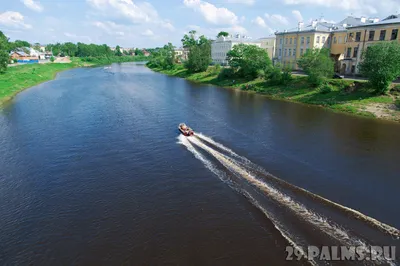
[0, 57, 146, 104]
[149, 65, 400, 122]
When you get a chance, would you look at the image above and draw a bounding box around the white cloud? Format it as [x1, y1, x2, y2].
[265, 13, 289, 25]
[64, 32, 92, 42]
[283, 0, 397, 14]
[223, 0, 255, 5]
[92, 21, 127, 36]
[141, 29, 154, 36]
[291, 10, 303, 22]
[0, 11, 32, 29]
[21, 0, 43, 12]
[252, 16, 267, 28]
[87, 0, 173, 29]
[183, 0, 239, 25]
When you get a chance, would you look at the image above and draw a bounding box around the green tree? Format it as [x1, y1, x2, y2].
[50, 56, 55, 63]
[297, 48, 334, 86]
[217, 31, 229, 38]
[115, 45, 123, 56]
[33, 42, 41, 51]
[62, 42, 78, 56]
[359, 42, 400, 94]
[134, 48, 144, 56]
[181, 30, 198, 48]
[227, 43, 272, 79]
[185, 40, 211, 73]
[0, 30, 9, 73]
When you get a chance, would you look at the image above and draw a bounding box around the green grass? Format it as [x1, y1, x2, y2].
[149, 64, 400, 121]
[0, 56, 145, 103]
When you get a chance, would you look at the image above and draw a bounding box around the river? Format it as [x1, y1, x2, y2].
[0, 63, 399, 265]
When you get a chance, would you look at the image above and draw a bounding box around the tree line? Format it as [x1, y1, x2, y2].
[148, 29, 400, 95]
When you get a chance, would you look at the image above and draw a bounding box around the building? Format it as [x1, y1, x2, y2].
[275, 16, 372, 70]
[257, 36, 276, 59]
[341, 15, 400, 74]
[142, 49, 150, 57]
[174, 47, 189, 62]
[10, 51, 39, 63]
[211, 35, 261, 65]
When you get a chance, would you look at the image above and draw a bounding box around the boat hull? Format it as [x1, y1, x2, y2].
[178, 123, 194, 136]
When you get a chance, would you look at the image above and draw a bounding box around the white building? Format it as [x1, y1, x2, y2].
[211, 35, 261, 65]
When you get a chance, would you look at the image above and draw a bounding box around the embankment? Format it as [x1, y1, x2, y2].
[148, 65, 400, 122]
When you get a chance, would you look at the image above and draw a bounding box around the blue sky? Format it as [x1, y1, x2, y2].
[0, 0, 399, 48]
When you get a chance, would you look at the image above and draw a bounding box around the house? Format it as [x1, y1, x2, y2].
[174, 47, 189, 62]
[211, 34, 261, 65]
[142, 49, 150, 57]
[9, 50, 39, 63]
[257, 36, 276, 60]
[274, 16, 373, 70]
[341, 15, 400, 75]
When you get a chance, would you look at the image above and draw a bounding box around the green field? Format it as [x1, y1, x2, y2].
[150, 65, 400, 122]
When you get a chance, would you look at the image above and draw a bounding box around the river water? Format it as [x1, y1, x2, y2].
[0, 63, 399, 265]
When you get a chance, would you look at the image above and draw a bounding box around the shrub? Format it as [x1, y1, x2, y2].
[257, 69, 266, 79]
[215, 64, 221, 73]
[297, 48, 334, 87]
[319, 83, 333, 94]
[218, 67, 235, 80]
[50, 56, 55, 63]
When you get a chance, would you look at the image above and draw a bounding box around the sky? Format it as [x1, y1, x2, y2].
[0, 0, 399, 48]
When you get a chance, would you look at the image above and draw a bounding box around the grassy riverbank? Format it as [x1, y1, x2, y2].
[150, 64, 400, 122]
[0, 56, 145, 104]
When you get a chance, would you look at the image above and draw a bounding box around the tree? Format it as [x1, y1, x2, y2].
[181, 30, 198, 48]
[185, 40, 211, 73]
[227, 43, 272, 79]
[297, 48, 334, 86]
[33, 43, 41, 51]
[146, 43, 175, 70]
[359, 42, 400, 94]
[62, 42, 77, 57]
[134, 48, 144, 56]
[115, 45, 123, 56]
[0, 30, 9, 73]
[217, 31, 229, 38]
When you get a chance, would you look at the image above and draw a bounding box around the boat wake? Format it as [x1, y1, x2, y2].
[177, 134, 399, 266]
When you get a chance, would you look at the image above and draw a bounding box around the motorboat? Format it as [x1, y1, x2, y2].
[178, 123, 194, 136]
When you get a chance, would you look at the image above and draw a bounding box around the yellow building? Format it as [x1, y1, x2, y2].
[275, 16, 375, 71]
[341, 15, 400, 74]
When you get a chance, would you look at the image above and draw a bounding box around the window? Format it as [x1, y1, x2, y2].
[284, 49, 287, 56]
[355, 32, 361, 42]
[279, 49, 282, 56]
[391, 29, 398, 40]
[368, 31, 375, 41]
[293, 48, 296, 56]
[338, 36, 342, 44]
[289, 49, 292, 56]
[307, 37, 310, 44]
[316, 36, 320, 43]
[286, 38, 288, 44]
[334, 36, 337, 43]
[301, 37, 304, 44]
[300, 48, 304, 56]
[322, 36, 326, 43]
[353, 47, 358, 58]
[380, 30, 386, 41]
[280, 38, 283, 44]
[327, 37, 331, 45]
[294, 38, 297, 44]
[290, 38, 292, 44]
[346, 47, 352, 57]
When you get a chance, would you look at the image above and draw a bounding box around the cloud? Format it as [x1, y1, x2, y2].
[21, 0, 43, 12]
[265, 13, 289, 25]
[252, 16, 267, 28]
[0, 11, 32, 29]
[87, 0, 174, 30]
[223, 0, 255, 5]
[64, 32, 92, 42]
[183, 0, 239, 25]
[92, 21, 127, 36]
[141, 29, 154, 36]
[283, 0, 397, 14]
[291, 10, 303, 22]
